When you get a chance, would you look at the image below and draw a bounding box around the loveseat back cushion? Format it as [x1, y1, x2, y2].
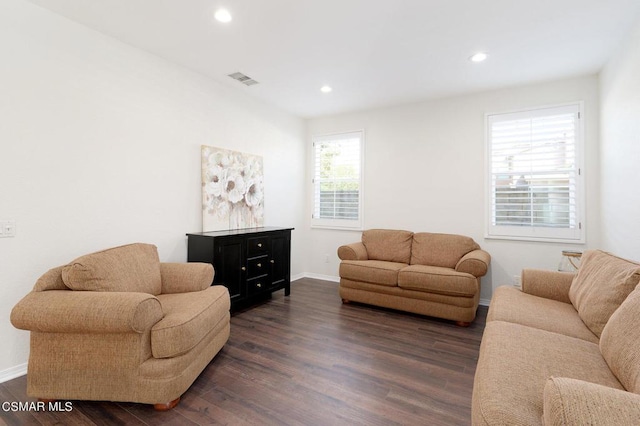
[568, 250, 640, 337]
[362, 229, 413, 264]
[600, 285, 640, 393]
[410, 233, 480, 268]
[62, 243, 162, 295]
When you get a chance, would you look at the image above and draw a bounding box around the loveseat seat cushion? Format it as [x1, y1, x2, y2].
[362, 229, 413, 263]
[568, 250, 640, 338]
[62, 243, 162, 295]
[152, 286, 230, 358]
[410, 232, 480, 268]
[339, 260, 406, 286]
[487, 286, 599, 343]
[397, 265, 477, 297]
[600, 285, 640, 394]
[472, 321, 623, 426]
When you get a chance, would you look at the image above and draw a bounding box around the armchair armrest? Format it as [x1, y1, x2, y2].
[544, 377, 640, 425]
[521, 269, 574, 304]
[455, 249, 490, 277]
[337, 242, 369, 261]
[11, 290, 163, 334]
[160, 262, 214, 294]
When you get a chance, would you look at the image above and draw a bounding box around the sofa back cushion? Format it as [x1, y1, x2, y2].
[600, 285, 640, 393]
[62, 243, 162, 295]
[362, 229, 413, 264]
[410, 232, 480, 268]
[569, 250, 640, 338]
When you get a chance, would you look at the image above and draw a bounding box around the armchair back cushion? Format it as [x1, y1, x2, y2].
[410, 233, 480, 268]
[362, 229, 413, 264]
[62, 243, 162, 295]
[569, 250, 640, 337]
[600, 286, 640, 393]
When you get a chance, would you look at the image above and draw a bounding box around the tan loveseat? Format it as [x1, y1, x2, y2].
[472, 250, 640, 425]
[11, 243, 230, 410]
[337, 229, 490, 325]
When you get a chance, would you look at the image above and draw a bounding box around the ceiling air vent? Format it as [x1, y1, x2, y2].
[228, 72, 259, 86]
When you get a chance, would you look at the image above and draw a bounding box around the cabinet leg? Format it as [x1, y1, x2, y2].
[285, 284, 290, 296]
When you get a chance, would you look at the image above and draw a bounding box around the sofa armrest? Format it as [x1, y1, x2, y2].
[544, 377, 640, 425]
[521, 269, 574, 304]
[160, 262, 214, 294]
[455, 249, 490, 277]
[11, 290, 163, 334]
[337, 242, 369, 261]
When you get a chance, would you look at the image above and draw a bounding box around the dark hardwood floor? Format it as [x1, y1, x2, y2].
[0, 278, 487, 426]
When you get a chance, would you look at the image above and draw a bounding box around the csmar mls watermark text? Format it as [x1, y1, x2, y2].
[2, 401, 73, 412]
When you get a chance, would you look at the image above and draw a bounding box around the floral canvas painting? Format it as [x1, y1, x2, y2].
[202, 145, 264, 231]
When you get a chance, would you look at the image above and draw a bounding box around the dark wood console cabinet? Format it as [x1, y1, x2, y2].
[186, 227, 293, 309]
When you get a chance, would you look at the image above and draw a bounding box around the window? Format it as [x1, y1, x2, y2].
[311, 131, 364, 229]
[486, 103, 584, 243]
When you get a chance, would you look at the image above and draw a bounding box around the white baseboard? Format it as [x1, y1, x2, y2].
[0, 363, 27, 383]
[294, 272, 339, 283]
[479, 298, 491, 307]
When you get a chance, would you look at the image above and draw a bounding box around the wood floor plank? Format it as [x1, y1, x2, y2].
[0, 278, 487, 425]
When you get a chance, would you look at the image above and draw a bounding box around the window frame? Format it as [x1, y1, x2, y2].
[311, 130, 365, 230]
[485, 102, 585, 244]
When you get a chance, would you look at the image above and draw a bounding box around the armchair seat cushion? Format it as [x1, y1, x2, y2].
[339, 260, 407, 286]
[152, 286, 230, 359]
[398, 265, 477, 297]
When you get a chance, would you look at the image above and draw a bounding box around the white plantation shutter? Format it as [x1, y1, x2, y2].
[487, 104, 584, 242]
[312, 131, 364, 229]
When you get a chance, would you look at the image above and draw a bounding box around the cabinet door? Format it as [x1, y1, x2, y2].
[214, 237, 246, 302]
[269, 232, 290, 289]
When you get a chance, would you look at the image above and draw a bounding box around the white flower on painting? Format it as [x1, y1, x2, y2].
[244, 179, 263, 207]
[204, 165, 226, 197]
[225, 173, 246, 204]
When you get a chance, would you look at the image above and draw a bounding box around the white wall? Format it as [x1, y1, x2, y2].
[0, 0, 306, 378]
[600, 18, 640, 261]
[306, 75, 601, 303]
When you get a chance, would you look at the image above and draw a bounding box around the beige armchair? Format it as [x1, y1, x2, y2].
[11, 243, 230, 410]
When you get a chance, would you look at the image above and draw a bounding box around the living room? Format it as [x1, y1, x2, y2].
[1, 0, 640, 423]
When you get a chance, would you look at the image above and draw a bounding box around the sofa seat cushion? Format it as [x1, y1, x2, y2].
[339, 260, 406, 286]
[397, 265, 477, 297]
[487, 286, 599, 343]
[362, 229, 413, 263]
[473, 321, 623, 426]
[152, 286, 230, 359]
[410, 232, 480, 268]
[569, 250, 640, 338]
[62, 243, 162, 295]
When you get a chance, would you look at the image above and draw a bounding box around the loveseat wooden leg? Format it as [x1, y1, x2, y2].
[455, 321, 471, 327]
[342, 298, 350, 304]
[153, 397, 180, 411]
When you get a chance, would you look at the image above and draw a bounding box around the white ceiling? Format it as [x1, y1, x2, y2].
[25, 0, 640, 118]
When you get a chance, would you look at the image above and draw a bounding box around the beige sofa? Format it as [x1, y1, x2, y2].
[337, 229, 490, 325]
[472, 250, 640, 425]
[11, 243, 230, 410]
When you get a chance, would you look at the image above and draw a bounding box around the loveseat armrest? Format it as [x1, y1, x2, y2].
[543, 377, 640, 425]
[455, 249, 490, 277]
[521, 269, 574, 304]
[160, 262, 214, 294]
[337, 242, 369, 261]
[11, 290, 163, 334]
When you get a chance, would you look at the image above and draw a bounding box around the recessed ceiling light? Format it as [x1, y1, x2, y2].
[320, 85, 332, 93]
[214, 8, 232, 23]
[470, 52, 488, 62]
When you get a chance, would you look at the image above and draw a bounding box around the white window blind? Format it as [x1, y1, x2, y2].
[312, 131, 364, 229]
[487, 103, 584, 242]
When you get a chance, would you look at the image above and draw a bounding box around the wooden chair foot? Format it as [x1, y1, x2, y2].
[153, 397, 180, 411]
[455, 321, 471, 327]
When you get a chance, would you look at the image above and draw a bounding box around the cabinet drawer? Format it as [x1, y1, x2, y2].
[247, 237, 269, 256]
[247, 256, 269, 279]
[247, 278, 268, 294]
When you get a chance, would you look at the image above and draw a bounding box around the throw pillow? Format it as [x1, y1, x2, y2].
[600, 285, 640, 393]
[62, 243, 162, 295]
[568, 250, 640, 337]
